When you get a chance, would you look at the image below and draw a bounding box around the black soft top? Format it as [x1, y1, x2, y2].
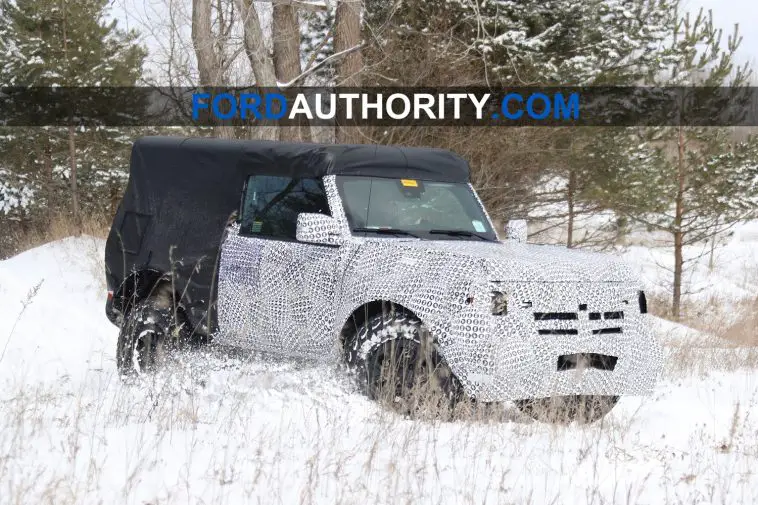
[104, 136, 470, 333]
[130, 136, 470, 181]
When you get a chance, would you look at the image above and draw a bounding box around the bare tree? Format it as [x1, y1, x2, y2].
[234, 0, 277, 86]
[192, 0, 237, 138]
[334, 0, 363, 142]
[334, 1, 362, 85]
[272, 1, 311, 141]
[191, 0, 223, 85]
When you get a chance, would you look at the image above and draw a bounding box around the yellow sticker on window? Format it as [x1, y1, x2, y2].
[400, 179, 418, 187]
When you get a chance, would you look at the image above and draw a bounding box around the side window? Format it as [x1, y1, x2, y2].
[240, 175, 331, 239]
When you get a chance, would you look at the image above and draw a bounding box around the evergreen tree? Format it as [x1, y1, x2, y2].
[473, 0, 678, 85]
[470, 0, 680, 249]
[594, 8, 758, 319]
[300, 2, 336, 85]
[362, 0, 678, 86]
[0, 0, 145, 227]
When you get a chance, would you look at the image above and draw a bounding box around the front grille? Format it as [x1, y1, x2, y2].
[592, 327, 622, 335]
[533, 308, 625, 337]
[534, 312, 578, 321]
[590, 311, 624, 320]
[538, 329, 579, 335]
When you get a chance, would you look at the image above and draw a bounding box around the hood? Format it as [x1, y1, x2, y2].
[382, 239, 638, 283]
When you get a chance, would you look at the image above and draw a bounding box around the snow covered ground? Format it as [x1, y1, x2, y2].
[1, 234, 757, 505]
[622, 220, 758, 309]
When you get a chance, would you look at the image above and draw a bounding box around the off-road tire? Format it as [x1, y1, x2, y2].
[346, 311, 463, 417]
[116, 293, 188, 376]
[515, 395, 619, 424]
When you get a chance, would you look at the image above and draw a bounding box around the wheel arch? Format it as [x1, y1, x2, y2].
[113, 269, 182, 320]
[338, 299, 424, 359]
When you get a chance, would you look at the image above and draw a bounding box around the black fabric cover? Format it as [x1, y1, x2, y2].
[104, 136, 470, 331]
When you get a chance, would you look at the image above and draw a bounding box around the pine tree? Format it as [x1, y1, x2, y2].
[362, 0, 678, 86]
[0, 0, 145, 228]
[300, 2, 336, 85]
[473, 0, 678, 85]
[594, 8, 758, 319]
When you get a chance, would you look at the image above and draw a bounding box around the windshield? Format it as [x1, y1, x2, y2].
[335, 176, 498, 241]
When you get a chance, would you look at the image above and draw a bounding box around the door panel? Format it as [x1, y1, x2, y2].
[255, 241, 341, 356]
[216, 173, 340, 355]
[216, 227, 270, 350]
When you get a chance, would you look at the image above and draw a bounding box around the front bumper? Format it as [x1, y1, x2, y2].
[435, 283, 664, 402]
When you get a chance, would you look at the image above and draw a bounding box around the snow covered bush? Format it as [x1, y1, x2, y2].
[0, 168, 35, 218]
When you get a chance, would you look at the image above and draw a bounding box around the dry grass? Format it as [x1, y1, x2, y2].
[5, 214, 110, 258]
[649, 291, 758, 344]
[647, 290, 758, 376]
[722, 297, 758, 346]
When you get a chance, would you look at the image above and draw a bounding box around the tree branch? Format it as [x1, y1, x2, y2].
[277, 42, 365, 87]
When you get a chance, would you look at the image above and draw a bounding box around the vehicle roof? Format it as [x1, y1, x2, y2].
[132, 136, 470, 183]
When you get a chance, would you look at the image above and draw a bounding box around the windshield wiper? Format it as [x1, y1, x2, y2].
[353, 227, 421, 238]
[429, 229, 493, 241]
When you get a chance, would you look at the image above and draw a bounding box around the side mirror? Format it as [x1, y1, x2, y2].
[296, 213, 342, 245]
[504, 219, 528, 243]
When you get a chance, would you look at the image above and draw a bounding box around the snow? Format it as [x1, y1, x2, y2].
[0, 169, 35, 215]
[1, 236, 758, 504]
[622, 220, 758, 308]
[523, 175, 758, 312]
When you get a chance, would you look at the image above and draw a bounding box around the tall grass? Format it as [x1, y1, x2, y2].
[4, 213, 109, 259]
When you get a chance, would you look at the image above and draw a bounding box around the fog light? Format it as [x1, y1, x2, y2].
[491, 291, 508, 315]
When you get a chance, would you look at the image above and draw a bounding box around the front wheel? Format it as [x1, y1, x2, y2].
[514, 395, 619, 424]
[347, 311, 463, 417]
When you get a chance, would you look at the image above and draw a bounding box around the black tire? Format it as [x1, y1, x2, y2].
[346, 310, 463, 416]
[116, 294, 186, 376]
[514, 395, 619, 424]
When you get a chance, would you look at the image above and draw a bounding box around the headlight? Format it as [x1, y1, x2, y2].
[491, 291, 508, 315]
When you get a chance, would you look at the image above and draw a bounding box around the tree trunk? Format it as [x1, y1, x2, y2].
[42, 138, 54, 220]
[61, 2, 80, 232]
[192, 0, 222, 86]
[566, 169, 576, 248]
[673, 228, 684, 319]
[192, 0, 235, 139]
[273, 1, 311, 142]
[708, 217, 719, 272]
[68, 124, 80, 231]
[235, 0, 278, 87]
[672, 126, 687, 320]
[334, 0, 363, 143]
[234, 0, 279, 141]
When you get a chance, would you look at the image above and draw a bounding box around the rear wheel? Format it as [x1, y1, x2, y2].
[514, 395, 619, 424]
[116, 290, 188, 376]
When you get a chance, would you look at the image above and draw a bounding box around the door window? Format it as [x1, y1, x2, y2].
[240, 175, 331, 239]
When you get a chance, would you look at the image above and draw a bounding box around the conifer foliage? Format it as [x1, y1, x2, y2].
[0, 0, 145, 238]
